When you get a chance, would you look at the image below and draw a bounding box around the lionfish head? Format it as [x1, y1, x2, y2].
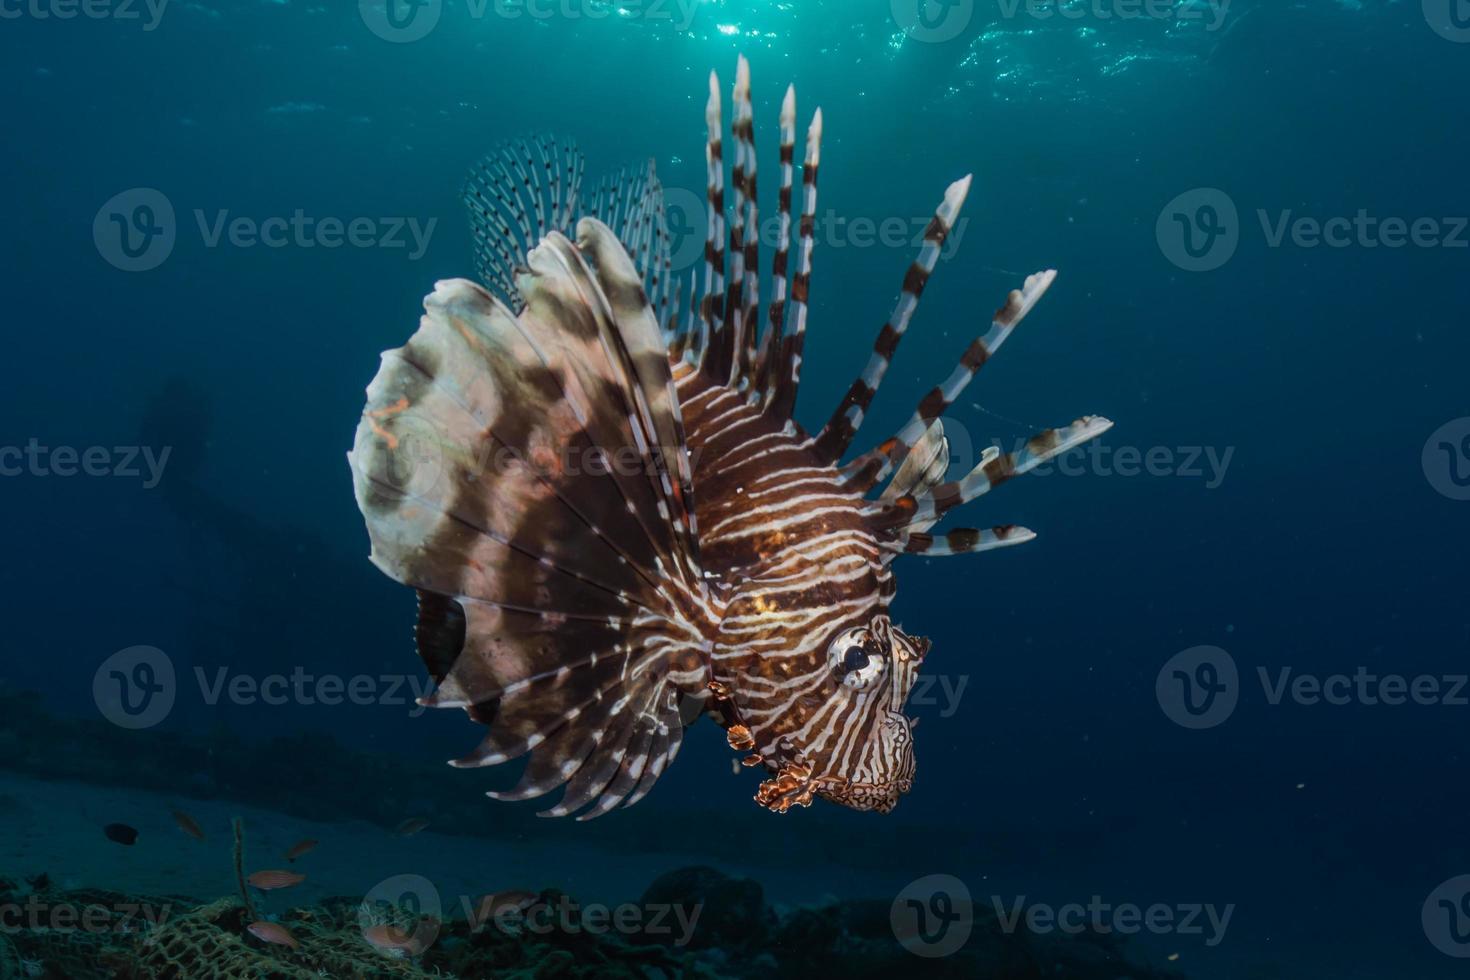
[806, 616, 931, 813]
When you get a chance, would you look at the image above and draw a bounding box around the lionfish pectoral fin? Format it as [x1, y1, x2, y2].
[880, 418, 951, 504]
[351, 250, 714, 818]
[863, 416, 1114, 550]
[463, 134, 677, 328]
[812, 175, 974, 464]
[844, 269, 1062, 495]
[897, 526, 1038, 557]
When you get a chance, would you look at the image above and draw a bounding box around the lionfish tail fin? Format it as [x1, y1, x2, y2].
[349, 257, 715, 819]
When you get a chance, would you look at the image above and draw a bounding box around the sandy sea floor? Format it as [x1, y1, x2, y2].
[0, 770, 1433, 980]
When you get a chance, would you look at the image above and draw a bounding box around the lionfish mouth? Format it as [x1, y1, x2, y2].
[815, 777, 913, 814]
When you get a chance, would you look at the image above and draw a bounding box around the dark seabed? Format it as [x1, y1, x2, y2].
[2, 1, 1469, 977]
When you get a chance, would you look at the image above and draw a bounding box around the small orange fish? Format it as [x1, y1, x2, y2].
[170, 809, 205, 842]
[393, 818, 430, 837]
[246, 921, 299, 950]
[284, 839, 319, 863]
[362, 922, 430, 957]
[247, 870, 306, 891]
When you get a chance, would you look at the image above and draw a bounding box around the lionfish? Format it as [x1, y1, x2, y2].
[349, 57, 1111, 819]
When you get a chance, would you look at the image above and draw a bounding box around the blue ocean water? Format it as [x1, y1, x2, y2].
[3, 1, 1469, 977]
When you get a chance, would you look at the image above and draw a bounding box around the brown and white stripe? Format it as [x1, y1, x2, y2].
[357, 55, 1112, 823]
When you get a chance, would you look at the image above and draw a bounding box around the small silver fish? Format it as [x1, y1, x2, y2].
[393, 818, 430, 837]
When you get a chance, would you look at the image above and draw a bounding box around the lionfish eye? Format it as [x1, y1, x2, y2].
[828, 628, 889, 692]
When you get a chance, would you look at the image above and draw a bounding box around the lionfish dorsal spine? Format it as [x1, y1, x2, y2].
[724, 55, 754, 389]
[700, 69, 727, 378]
[752, 83, 797, 408]
[763, 103, 823, 423]
[810, 174, 975, 465]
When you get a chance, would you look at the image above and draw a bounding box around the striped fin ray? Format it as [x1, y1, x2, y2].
[880, 419, 954, 504]
[892, 525, 1038, 557]
[573, 685, 686, 820]
[587, 160, 674, 321]
[732, 56, 762, 388]
[352, 286, 664, 610]
[697, 71, 727, 378]
[718, 56, 751, 387]
[865, 415, 1115, 534]
[575, 218, 704, 560]
[765, 105, 824, 423]
[463, 135, 673, 319]
[621, 690, 686, 809]
[464, 135, 585, 307]
[753, 84, 797, 407]
[518, 234, 697, 585]
[350, 249, 715, 816]
[811, 176, 973, 464]
[841, 269, 1059, 494]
